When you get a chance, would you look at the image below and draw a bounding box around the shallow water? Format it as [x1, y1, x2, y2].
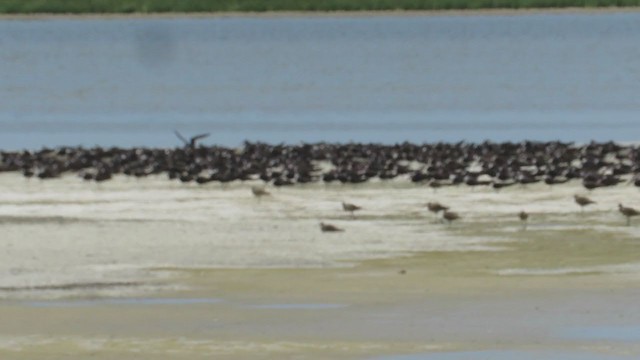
[1, 12, 640, 148]
[564, 326, 640, 342]
[375, 350, 637, 360]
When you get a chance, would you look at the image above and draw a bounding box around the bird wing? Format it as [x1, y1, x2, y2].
[191, 133, 211, 144]
[173, 130, 189, 145]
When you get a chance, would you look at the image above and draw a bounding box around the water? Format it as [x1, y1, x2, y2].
[564, 326, 640, 342]
[375, 350, 637, 360]
[1, 12, 640, 149]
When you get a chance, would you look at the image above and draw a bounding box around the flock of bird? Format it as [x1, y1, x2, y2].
[3, 136, 640, 229]
[250, 185, 640, 232]
[2, 137, 640, 191]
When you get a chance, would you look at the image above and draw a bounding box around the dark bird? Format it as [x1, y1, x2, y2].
[442, 210, 460, 225]
[618, 203, 640, 226]
[174, 130, 210, 150]
[426, 202, 449, 215]
[320, 222, 344, 233]
[492, 181, 516, 191]
[518, 210, 529, 221]
[342, 201, 362, 218]
[574, 195, 595, 212]
[518, 210, 529, 230]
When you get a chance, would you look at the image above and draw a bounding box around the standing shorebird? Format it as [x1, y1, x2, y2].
[618, 203, 639, 226]
[320, 222, 344, 233]
[342, 201, 362, 218]
[442, 210, 460, 226]
[574, 195, 595, 212]
[426, 202, 449, 215]
[518, 210, 529, 230]
[251, 185, 270, 200]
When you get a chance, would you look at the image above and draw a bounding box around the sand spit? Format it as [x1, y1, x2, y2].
[0, 173, 640, 358]
[1, 172, 640, 299]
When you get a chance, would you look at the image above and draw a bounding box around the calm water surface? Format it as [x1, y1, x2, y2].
[1, 12, 640, 148]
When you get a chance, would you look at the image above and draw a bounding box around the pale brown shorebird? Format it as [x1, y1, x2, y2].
[251, 185, 270, 200]
[320, 222, 344, 233]
[518, 210, 529, 230]
[426, 202, 449, 215]
[618, 203, 640, 226]
[574, 195, 595, 212]
[426, 202, 449, 223]
[342, 201, 362, 218]
[442, 210, 460, 226]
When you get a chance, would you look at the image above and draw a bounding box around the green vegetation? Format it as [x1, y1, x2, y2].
[1, 0, 639, 13]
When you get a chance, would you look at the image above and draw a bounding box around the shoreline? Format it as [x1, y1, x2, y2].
[1, 7, 640, 20]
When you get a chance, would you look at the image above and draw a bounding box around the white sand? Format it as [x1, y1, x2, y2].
[1, 173, 639, 297]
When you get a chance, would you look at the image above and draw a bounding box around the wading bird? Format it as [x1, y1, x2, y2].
[518, 210, 529, 230]
[618, 203, 639, 226]
[426, 202, 449, 215]
[320, 222, 344, 233]
[574, 195, 595, 212]
[342, 201, 362, 218]
[442, 210, 460, 226]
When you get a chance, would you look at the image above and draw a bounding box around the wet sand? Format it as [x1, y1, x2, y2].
[1, 264, 640, 359]
[1, 174, 640, 358]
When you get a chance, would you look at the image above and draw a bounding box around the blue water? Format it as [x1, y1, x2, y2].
[1, 12, 640, 149]
[563, 325, 640, 342]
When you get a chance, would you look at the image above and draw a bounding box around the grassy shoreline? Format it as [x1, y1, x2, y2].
[1, 0, 640, 14]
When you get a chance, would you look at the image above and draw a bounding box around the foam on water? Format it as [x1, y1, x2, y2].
[1, 173, 639, 298]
